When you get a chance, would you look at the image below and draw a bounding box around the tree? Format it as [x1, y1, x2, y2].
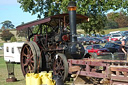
[16, 29, 28, 38]
[107, 11, 128, 28]
[18, 0, 128, 34]
[10, 36, 17, 42]
[114, 12, 128, 28]
[105, 20, 118, 29]
[1, 20, 15, 30]
[107, 12, 120, 21]
[78, 13, 107, 35]
[1, 30, 14, 42]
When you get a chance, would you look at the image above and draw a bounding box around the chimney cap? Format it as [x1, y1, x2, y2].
[68, 1, 76, 7]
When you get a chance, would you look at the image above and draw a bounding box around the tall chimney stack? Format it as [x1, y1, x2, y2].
[68, 1, 77, 42]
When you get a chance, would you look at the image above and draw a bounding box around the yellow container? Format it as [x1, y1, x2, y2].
[26, 71, 55, 85]
[39, 71, 47, 77]
[26, 73, 34, 85]
[26, 73, 41, 85]
[41, 72, 55, 85]
[31, 74, 42, 85]
[47, 71, 53, 79]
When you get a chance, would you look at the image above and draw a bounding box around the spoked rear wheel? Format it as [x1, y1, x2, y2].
[20, 41, 41, 76]
[53, 53, 68, 81]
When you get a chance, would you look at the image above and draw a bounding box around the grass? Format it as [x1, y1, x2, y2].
[0, 43, 3, 46]
[0, 50, 72, 85]
[77, 27, 128, 35]
[0, 50, 25, 85]
[0, 27, 127, 85]
[104, 27, 128, 34]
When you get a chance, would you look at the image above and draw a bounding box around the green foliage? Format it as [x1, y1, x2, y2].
[18, 0, 61, 18]
[114, 12, 128, 28]
[79, 13, 107, 35]
[10, 36, 17, 42]
[0, 20, 15, 30]
[107, 11, 128, 28]
[1, 30, 14, 42]
[107, 12, 120, 21]
[18, 0, 128, 34]
[104, 27, 128, 34]
[105, 20, 118, 29]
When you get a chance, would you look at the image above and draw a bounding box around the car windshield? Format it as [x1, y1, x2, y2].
[86, 46, 92, 49]
[93, 45, 103, 49]
[124, 31, 128, 34]
[112, 35, 121, 37]
[77, 37, 84, 41]
[105, 42, 121, 47]
[89, 38, 95, 40]
[114, 41, 121, 45]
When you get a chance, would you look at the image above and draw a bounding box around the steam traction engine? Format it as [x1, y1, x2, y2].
[16, 1, 88, 81]
[16, 1, 128, 84]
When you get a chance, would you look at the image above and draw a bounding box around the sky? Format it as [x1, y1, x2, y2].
[0, 0, 37, 28]
[0, 0, 120, 29]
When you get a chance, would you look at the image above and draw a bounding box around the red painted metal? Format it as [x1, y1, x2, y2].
[111, 81, 128, 85]
[16, 18, 51, 30]
[68, 58, 128, 84]
[16, 13, 88, 30]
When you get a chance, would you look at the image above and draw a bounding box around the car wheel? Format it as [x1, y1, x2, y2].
[91, 42, 93, 45]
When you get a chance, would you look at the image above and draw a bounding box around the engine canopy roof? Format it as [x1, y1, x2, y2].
[16, 13, 88, 30]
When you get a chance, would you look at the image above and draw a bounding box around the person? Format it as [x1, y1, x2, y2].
[119, 36, 127, 60]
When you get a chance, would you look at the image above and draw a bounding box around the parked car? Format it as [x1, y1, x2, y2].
[110, 38, 118, 41]
[104, 41, 122, 53]
[86, 44, 109, 56]
[94, 37, 107, 43]
[87, 38, 99, 45]
[77, 37, 89, 45]
[77, 37, 85, 44]
[103, 36, 109, 42]
[109, 34, 122, 41]
[121, 31, 128, 38]
[84, 38, 91, 45]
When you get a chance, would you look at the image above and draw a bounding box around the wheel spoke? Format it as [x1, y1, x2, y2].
[23, 53, 28, 57]
[25, 45, 30, 54]
[23, 62, 28, 67]
[60, 66, 64, 69]
[31, 60, 34, 63]
[27, 68, 30, 73]
[25, 67, 29, 73]
[57, 59, 64, 70]
[30, 50, 33, 56]
[53, 53, 68, 81]
[28, 66, 32, 73]
[21, 42, 41, 77]
[58, 71, 63, 77]
[30, 55, 34, 59]
[30, 63, 34, 70]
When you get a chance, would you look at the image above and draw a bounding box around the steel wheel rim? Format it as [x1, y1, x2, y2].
[21, 43, 36, 76]
[31, 41, 42, 73]
[53, 53, 68, 81]
[54, 57, 64, 77]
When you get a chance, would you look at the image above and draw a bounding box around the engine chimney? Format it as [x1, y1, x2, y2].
[68, 1, 77, 42]
[66, 1, 85, 59]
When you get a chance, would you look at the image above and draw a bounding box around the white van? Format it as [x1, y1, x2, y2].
[4, 42, 24, 63]
[109, 31, 120, 34]
[109, 31, 121, 41]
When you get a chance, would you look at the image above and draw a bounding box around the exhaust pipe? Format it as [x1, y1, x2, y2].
[68, 1, 77, 42]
